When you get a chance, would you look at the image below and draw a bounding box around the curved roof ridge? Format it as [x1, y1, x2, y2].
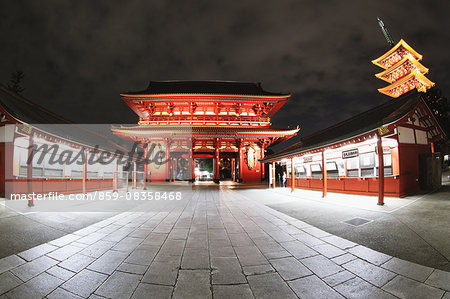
[124, 80, 289, 96]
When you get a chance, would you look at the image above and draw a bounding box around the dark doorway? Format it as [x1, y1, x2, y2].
[219, 157, 232, 180]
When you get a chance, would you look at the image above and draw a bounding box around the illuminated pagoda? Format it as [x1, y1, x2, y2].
[112, 81, 299, 183]
[372, 39, 435, 98]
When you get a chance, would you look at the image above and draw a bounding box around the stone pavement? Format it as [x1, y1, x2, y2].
[0, 186, 449, 298]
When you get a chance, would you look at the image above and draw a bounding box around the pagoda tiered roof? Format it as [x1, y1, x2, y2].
[372, 39, 434, 98]
[372, 39, 422, 69]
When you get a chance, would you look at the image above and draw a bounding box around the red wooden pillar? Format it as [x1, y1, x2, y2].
[143, 144, 148, 189]
[238, 141, 244, 182]
[272, 162, 276, 189]
[260, 147, 265, 181]
[132, 161, 137, 188]
[430, 142, 435, 153]
[82, 149, 87, 195]
[113, 157, 118, 192]
[188, 142, 192, 182]
[231, 158, 235, 181]
[165, 138, 171, 181]
[377, 135, 385, 205]
[27, 132, 34, 207]
[291, 158, 295, 192]
[214, 140, 220, 183]
[322, 150, 327, 198]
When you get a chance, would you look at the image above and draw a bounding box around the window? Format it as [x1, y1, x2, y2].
[376, 153, 393, 176]
[87, 171, 98, 179]
[71, 170, 83, 178]
[295, 166, 306, 178]
[326, 162, 339, 178]
[360, 153, 375, 177]
[44, 168, 63, 178]
[346, 157, 359, 177]
[310, 163, 322, 178]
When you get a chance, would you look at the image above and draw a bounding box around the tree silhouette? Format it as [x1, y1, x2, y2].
[7, 70, 25, 94]
[423, 87, 450, 136]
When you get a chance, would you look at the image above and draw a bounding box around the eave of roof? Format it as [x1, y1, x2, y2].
[111, 125, 299, 136]
[122, 80, 290, 97]
[0, 84, 127, 153]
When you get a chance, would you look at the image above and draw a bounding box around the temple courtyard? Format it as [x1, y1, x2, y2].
[0, 180, 449, 298]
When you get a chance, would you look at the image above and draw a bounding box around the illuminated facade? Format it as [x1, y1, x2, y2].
[112, 81, 299, 183]
[263, 40, 445, 202]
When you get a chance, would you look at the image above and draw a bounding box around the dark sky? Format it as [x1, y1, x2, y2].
[1, 0, 449, 148]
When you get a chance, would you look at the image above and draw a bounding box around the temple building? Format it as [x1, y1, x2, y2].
[262, 39, 446, 203]
[112, 81, 299, 183]
[0, 84, 127, 199]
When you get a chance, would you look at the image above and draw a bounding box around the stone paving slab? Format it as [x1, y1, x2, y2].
[17, 243, 59, 261]
[382, 275, 445, 298]
[172, 270, 211, 298]
[11, 255, 58, 281]
[269, 256, 312, 280]
[95, 271, 142, 299]
[61, 269, 107, 298]
[213, 284, 255, 299]
[288, 275, 345, 299]
[0, 186, 449, 298]
[0, 271, 22, 295]
[381, 256, 434, 282]
[0, 255, 25, 274]
[247, 273, 297, 299]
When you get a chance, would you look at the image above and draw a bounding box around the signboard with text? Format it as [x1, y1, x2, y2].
[342, 149, 359, 159]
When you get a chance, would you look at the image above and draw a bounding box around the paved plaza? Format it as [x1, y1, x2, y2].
[0, 185, 449, 298]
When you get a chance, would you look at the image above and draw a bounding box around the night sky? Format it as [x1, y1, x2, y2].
[1, 1, 449, 149]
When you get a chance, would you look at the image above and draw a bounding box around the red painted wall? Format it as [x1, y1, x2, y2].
[397, 143, 429, 195]
[287, 177, 402, 196]
[241, 149, 262, 183]
[5, 178, 114, 198]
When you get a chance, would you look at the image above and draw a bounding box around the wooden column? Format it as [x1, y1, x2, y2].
[82, 149, 87, 195]
[231, 158, 235, 181]
[377, 135, 385, 205]
[291, 158, 295, 192]
[113, 157, 118, 192]
[143, 144, 148, 189]
[27, 132, 34, 207]
[189, 138, 194, 182]
[272, 162, 276, 189]
[322, 150, 327, 198]
[214, 139, 220, 183]
[165, 138, 171, 182]
[132, 161, 137, 189]
[238, 140, 244, 182]
[260, 147, 265, 181]
[430, 141, 435, 153]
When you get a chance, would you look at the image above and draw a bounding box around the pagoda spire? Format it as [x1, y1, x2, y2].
[377, 17, 395, 47]
[372, 38, 434, 98]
